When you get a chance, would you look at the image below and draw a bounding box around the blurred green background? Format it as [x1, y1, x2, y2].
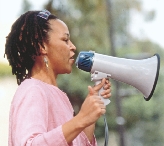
[0, 0, 164, 146]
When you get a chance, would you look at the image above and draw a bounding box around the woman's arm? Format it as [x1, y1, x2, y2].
[10, 79, 111, 146]
[62, 78, 111, 145]
[83, 124, 96, 143]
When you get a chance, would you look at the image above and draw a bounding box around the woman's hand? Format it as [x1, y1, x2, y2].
[77, 78, 112, 127]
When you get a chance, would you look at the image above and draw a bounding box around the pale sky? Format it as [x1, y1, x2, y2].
[0, 0, 47, 63]
[130, 0, 164, 49]
[0, 0, 164, 63]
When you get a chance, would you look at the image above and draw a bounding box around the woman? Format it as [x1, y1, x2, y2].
[5, 10, 111, 146]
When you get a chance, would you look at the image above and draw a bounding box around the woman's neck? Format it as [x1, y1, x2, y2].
[31, 61, 58, 86]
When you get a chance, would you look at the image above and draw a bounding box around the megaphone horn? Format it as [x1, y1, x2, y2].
[76, 51, 160, 105]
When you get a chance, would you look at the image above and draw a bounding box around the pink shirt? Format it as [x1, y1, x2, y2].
[9, 78, 97, 146]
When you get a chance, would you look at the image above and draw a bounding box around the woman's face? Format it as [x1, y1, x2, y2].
[44, 19, 76, 75]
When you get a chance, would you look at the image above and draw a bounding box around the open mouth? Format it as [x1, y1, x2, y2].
[70, 52, 75, 61]
[70, 54, 74, 59]
[70, 55, 74, 60]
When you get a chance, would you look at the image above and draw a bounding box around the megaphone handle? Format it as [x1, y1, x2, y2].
[95, 80, 111, 106]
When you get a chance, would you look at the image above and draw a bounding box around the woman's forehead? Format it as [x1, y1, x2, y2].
[49, 19, 69, 35]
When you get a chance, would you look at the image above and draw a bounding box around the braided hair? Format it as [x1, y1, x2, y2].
[4, 10, 57, 85]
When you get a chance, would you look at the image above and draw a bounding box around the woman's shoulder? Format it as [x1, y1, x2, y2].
[12, 78, 48, 105]
[14, 78, 65, 99]
[18, 78, 44, 91]
[18, 78, 57, 90]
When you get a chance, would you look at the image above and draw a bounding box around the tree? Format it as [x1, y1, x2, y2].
[19, 0, 164, 145]
[0, 62, 12, 76]
[20, 0, 32, 14]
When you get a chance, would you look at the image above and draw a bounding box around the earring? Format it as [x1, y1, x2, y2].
[44, 57, 48, 69]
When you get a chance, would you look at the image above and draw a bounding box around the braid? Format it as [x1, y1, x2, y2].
[5, 11, 57, 85]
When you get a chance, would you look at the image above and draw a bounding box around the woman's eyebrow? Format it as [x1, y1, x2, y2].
[64, 33, 70, 38]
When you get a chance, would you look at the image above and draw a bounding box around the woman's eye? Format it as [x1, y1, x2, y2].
[64, 39, 69, 44]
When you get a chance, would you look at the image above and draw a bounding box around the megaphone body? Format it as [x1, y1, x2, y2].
[75, 51, 160, 105]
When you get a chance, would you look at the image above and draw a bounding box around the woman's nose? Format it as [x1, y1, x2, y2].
[69, 41, 76, 51]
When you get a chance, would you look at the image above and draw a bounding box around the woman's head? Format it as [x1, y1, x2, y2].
[5, 10, 57, 85]
[41, 19, 76, 77]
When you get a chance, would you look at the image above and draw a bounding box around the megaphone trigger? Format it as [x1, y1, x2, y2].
[91, 71, 111, 106]
[91, 71, 111, 81]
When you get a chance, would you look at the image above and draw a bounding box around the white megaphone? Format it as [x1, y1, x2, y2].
[75, 51, 160, 106]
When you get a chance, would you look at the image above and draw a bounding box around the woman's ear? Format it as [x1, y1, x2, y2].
[39, 43, 48, 55]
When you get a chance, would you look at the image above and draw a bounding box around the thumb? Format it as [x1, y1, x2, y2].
[87, 86, 95, 96]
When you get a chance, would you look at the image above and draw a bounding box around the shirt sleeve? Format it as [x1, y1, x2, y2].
[79, 132, 97, 146]
[10, 85, 69, 146]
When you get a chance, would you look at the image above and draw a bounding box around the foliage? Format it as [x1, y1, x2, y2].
[18, 0, 164, 145]
[20, 0, 32, 14]
[45, 0, 164, 144]
[0, 62, 12, 76]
